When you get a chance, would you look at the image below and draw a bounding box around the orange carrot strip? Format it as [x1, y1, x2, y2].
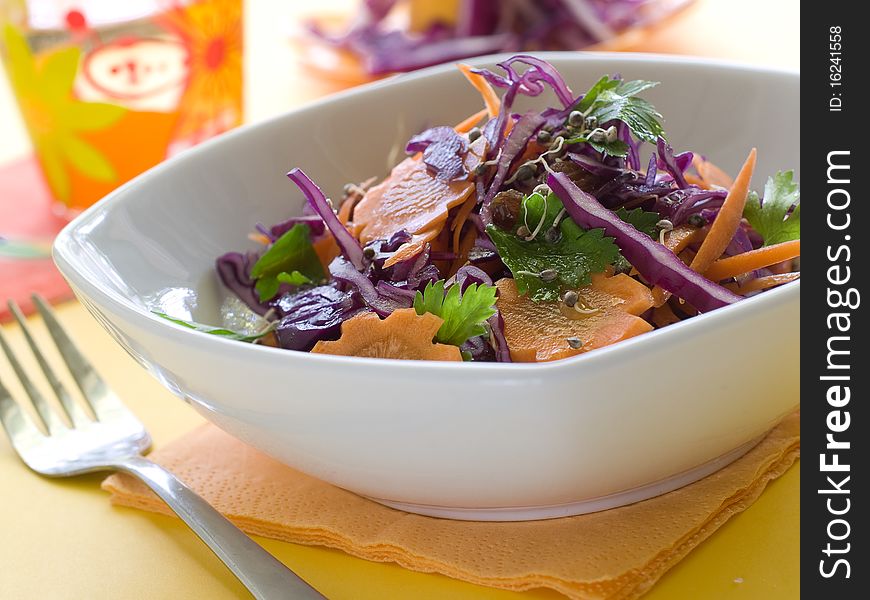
[690, 148, 757, 274]
[457, 63, 500, 119]
[454, 108, 488, 134]
[451, 192, 478, 251]
[724, 272, 800, 294]
[705, 240, 801, 281]
[448, 226, 478, 276]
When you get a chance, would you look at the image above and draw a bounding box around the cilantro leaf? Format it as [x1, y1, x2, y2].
[487, 192, 620, 302]
[413, 280, 498, 347]
[520, 190, 563, 229]
[577, 77, 664, 143]
[616, 207, 661, 238]
[743, 171, 800, 246]
[153, 312, 272, 342]
[250, 223, 325, 301]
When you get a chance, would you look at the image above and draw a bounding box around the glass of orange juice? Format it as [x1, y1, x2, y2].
[0, 0, 243, 216]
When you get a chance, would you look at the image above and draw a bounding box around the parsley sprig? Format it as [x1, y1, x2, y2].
[743, 171, 800, 246]
[414, 280, 498, 347]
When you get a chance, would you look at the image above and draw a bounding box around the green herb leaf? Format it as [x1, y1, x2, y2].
[616, 207, 661, 238]
[578, 77, 664, 143]
[250, 224, 325, 301]
[153, 312, 272, 342]
[743, 171, 801, 246]
[576, 76, 620, 112]
[520, 190, 563, 230]
[587, 138, 629, 157]
[413, 280, 498, 347]
[487, 192, 620, 302]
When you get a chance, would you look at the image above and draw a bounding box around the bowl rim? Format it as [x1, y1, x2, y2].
[53, 51, 801, 375]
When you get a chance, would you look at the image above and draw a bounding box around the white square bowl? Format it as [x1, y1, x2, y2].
[54, 53, 799, 520]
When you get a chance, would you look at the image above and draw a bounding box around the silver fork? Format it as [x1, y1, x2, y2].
[0, 295, 325, 600]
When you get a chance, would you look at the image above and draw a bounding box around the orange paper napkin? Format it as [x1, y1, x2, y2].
[103, 411, 799, 599]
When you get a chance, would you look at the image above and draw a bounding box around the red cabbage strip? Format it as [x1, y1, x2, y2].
[406, 126, 469, 181]
[548, 172, 743, 312]
[273, 285, 361, 350]
[666, 188, 727, 224]
[568, 152, 623, 178]
[644, 153, 657, 186]
[215, 251, 268, 315]
[287, 168, 366, 271]
[481, 110, 546, 225]
[487, 312, 512, 362]
[473, 55, 575, 108]
[266, 215, 326, 241]
[618, 122, 641, 170]
[329, 256, 409, 317]
[368, 34, 517, 75]
[656, 138, 693, 189]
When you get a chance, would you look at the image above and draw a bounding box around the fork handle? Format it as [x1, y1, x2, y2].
[114, 456, 325, 600]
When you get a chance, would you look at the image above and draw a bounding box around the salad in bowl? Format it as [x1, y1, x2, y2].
[166, 55, 800, 364]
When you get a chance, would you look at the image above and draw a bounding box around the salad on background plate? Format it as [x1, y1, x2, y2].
[160, 55, 800, 363]
[299, 0, 695, 83]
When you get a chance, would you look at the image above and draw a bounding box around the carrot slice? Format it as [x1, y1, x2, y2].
[724, 272, 800, 294]
[451, 192, 478, 250]
[355, 136, 486, 267]
[665, 225, 703, 254]
[497, 274, 654, 362]
[311, 309, 461, 361]
[705, 240, 801, 281]
[454, 108, 488, 134]
[690, 148, 756, 274]
[457, 63, 500, 119]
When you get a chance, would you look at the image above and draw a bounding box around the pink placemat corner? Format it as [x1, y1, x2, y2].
[1, 156, 74, 323]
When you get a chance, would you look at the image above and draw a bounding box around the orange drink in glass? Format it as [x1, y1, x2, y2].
[1, 0, 243, 215]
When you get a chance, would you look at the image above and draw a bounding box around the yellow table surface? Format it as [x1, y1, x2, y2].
[2, 1, 799, 598]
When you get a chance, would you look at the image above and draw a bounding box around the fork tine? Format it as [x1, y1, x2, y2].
[32, 295, 120, 421]
[0, 326, 65, 434]
[0, 368, 45, 446]
[8, 301, 92, 428]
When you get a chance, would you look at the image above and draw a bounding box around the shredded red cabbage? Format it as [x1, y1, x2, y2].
[548, 171, 744, 312]
[481, 110, 547, 224]
[406, 126, 469, 181]
[313, 1, 668, 76]
[287, 168, 367, 271]
[215, 251, 269, 315]
[656, 137, 693, 189]
[273, 284, 362, 350]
